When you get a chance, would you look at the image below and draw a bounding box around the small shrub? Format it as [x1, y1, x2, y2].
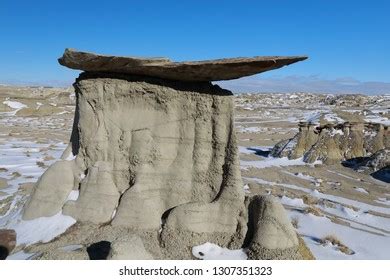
[36, 161, 46, 168]
[320, 235, 354, 255]
[304, 206, 323, 217]
[291, 217, 299, 229]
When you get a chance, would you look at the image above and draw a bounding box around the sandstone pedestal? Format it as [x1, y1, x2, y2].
[271, 121, 389, 164]
[22, 50, 307, 259]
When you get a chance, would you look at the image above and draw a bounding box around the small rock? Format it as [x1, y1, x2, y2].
[11, 171, 21, 178]
[0, 229, 17, 260]
[0, 177, 8, 189]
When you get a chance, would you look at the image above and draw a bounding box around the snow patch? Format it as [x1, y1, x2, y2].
[354, 187, 368, 194]
[330, 128, 344, 136]
[66, 190, 79, 201]
[280, 196, 306, 208]
[8, 211, 76, 246]
[2, 100, 28, 115]
[238, 126, 263, 133]
[324, 113, 344, 123]
[240, 156, 307, 169]
[6, 250, 37, 260]
[59, 244, 83, 252]
[64, 153, 76, 161]
[192, 242, 247, 260]
[364, 115, 390, 126]
[3, 100, 27, 110]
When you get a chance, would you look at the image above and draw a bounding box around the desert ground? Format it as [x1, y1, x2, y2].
[0, 84, 389, 259]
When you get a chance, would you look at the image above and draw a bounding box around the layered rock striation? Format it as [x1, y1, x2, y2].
[23, 50, 308, 259]
[271, 121, 389, 164]
[59, 49, 307, 82]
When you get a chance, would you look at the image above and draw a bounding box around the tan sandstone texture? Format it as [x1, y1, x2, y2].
[246, 196, 299, 260]
[108, 235, 154, 260]
[271, 122, 389, 164]
[22, 50, 308, 259]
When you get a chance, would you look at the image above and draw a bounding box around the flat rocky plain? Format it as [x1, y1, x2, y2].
[0, 84, 389, 259]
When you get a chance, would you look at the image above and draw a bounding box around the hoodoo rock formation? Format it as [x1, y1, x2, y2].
[271, 121, 389, 164]
[23, 49, 308, 259]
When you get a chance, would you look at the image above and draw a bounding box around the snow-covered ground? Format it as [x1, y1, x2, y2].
[0, 139, 76, 258]
[238, 143, 389, 260]
[241, 156, 308, 169]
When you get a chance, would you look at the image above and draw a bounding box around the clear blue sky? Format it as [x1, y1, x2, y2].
[1, 0, 389, 91]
